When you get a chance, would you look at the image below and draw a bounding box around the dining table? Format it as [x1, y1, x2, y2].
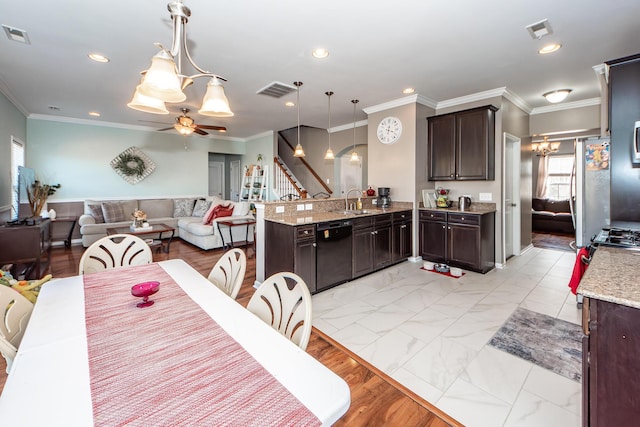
[0, 259, 350, 426]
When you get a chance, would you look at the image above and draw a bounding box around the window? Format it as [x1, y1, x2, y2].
[545, 155, 574, 200]
[10, 137, 25, 220]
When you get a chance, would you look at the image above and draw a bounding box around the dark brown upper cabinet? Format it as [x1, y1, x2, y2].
[428, 105, 497, 181]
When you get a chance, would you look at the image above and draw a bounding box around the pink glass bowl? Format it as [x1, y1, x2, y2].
[131, 281, 160, 308]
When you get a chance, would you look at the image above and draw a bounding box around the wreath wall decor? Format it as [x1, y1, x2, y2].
[110, 147, 156, 184]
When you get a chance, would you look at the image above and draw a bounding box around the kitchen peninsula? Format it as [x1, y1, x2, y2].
[259, 197, 413, 294]
[578, 246, 640, 426]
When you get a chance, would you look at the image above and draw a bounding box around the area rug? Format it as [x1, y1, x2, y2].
[488, 307, 582, 382]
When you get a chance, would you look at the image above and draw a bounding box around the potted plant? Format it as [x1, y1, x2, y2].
[27, 180, 61, 217]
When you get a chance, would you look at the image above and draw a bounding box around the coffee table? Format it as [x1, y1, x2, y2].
[106, 223, 175, 253]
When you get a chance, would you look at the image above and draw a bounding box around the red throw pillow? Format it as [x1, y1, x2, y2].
[204, 203, 234, 225]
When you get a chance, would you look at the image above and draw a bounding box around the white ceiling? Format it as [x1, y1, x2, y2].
[1, 0, 639, 140]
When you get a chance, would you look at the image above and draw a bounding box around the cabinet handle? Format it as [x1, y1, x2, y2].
[430, 214, 434, 217]
[442, 225, 445, 229]
[461, 217, 465, 221]
[401, 224, 406, 229]
[450, 174, 454, 178]
[448, 226, 451, 230]
[303, 230, 309, 235]
[312, 243, 317, 247]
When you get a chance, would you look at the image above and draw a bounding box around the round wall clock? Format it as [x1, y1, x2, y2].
[377, 116, 402, 144]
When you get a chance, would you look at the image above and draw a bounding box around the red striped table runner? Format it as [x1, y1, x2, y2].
[83, 263, 320, 426]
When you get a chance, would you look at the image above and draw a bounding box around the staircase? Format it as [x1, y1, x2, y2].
[273, 156, 307, 200]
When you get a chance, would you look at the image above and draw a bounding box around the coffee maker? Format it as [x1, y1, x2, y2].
[377, 187, 391, 208]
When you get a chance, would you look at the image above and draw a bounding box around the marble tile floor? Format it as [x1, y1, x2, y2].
[312, 247, 582, 427]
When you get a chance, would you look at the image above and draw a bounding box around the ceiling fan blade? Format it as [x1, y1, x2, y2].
[197, 125, 227, 131]
[157, 127, 174, 131]
[194, 128, 208, 135]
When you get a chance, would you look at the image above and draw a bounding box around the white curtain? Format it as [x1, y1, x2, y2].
[536, 155, 548, 198]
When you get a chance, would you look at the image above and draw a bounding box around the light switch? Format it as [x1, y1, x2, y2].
[275, 206, 285, 213]
[305, 203, 313, 210]
[479, 193, 492, 201]
[296, 204, 305, 211]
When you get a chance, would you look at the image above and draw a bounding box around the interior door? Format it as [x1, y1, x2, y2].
[504, 133, 521, 260]
[208, 161, 225, 198]
[230, 160, 241, 201]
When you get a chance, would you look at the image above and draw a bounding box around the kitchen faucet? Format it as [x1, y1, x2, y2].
[345, 188, 362, 210]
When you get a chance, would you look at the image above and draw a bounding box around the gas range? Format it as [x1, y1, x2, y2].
[592, 227, 640, 250]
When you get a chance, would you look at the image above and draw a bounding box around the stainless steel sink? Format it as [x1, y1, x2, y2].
[331, 209, 372, 216]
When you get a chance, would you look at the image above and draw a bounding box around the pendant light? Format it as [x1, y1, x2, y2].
[324, 91, 335, 160]
[350, 99, 359, 163]
[293, 81, 305, 158]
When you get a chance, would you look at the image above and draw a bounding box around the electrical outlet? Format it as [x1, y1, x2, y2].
[479, 192, 492, 201]
[305, 203, 313, 210]
[326, 178, 330, 184]
[372, 199, 378, 205]
[275, 206, 285, 213]
[296, 204, 305, 211]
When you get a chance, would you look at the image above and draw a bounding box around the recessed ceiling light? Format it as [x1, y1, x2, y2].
[538, 43, 562, 54]
[88, 111, 101, 117]
[543, 89, 572, 103]
[403, 87, 415, 94]
[312, 48, 329, 59]
[285, 101, 295, 107]
[88, 53, 110, 63]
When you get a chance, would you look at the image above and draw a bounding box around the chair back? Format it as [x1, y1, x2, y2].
[207, 249, 246, 300]
[79, 234, 153, 275]
[247, 272, 312, 350]
[0, 285, 34, 371]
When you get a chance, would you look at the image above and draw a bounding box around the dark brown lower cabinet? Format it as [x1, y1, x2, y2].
[583, 297, 640, 426]
[265, 221, 316, 293]
[419, 209, 494, 273]
[352, 214, 394, 279]
[392, 211, 413, 262]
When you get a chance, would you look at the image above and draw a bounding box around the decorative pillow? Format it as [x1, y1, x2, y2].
[232, 201, 250, 217]
[87, 204, 105, 224]
[101, 202, 126, 223]
[203, 203, 234, 225]
[173, 198, 196, 217]
[532, 198, 548, 212]
[192, 199, 211, 217]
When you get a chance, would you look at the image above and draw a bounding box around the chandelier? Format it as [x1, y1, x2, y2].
[532, 136, 560, 156]
[127, 1, 233, 117]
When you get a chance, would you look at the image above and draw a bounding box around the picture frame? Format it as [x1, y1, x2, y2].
[422, 189, 436, 208]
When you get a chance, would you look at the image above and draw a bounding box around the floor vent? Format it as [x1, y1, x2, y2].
[256, 81, 296, 98]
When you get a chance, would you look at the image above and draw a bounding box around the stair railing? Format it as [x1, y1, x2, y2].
[278, 131, 333, 196]
[274, 157, 308, 199]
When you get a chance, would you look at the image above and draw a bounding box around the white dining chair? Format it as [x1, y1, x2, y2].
[0, 285, 34, 373]
[247, 272, 312, 350]
[207, 249, 246, 300]
[79, 234, 153, 275]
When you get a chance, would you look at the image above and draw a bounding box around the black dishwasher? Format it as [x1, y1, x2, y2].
[316, 221, 352, 292]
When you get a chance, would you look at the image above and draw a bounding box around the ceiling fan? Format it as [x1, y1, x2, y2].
[157, 108, 227, 136]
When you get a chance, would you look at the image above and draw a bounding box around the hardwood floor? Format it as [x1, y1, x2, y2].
[531, 231, 575, 252]
[0, 240, 460, 426]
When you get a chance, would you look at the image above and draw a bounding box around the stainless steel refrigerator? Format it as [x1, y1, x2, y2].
[573, 137, 611, 248]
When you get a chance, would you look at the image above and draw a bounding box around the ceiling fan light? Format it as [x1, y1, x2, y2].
[543, 89, 571, 103]
[324, 148, 335, 160]
[138, 50, 186, 103]
[174, 123, 195, 136]
[127, 86, 170, 114]
[199, 77, 234, 117]
[293, 143, 305, 157]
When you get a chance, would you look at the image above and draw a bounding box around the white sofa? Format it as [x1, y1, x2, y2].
[78, 197, 254, 250]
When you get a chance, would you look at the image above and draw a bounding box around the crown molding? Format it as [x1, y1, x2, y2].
[529, 97, 601, 115]
[436, 87, 529, 111]
[363, 94, 437, 115]
[245, 130, 274, 141]
[330, 119, 368, 133]
[27, 114, 246, 142]
[500, 88, 532, 114]
[0, 76, 29, 117]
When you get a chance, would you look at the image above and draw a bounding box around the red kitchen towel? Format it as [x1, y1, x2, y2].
[83, 263, 320, 427]
[568, 247, 590, 295]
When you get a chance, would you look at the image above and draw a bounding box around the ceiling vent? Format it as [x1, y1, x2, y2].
[525, 19, 553, 40]
[2, 25, 30, 44]
[256, 81, 296, 98]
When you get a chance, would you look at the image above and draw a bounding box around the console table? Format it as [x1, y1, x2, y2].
[0, 219, 52, 279]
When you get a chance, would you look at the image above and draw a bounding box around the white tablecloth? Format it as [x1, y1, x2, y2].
[0, 259, 350, 426]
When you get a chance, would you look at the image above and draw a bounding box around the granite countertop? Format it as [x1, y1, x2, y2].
[265, 206, 412, 226]
[578, 246, 640, 309]
[419, 203, 496, 214]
